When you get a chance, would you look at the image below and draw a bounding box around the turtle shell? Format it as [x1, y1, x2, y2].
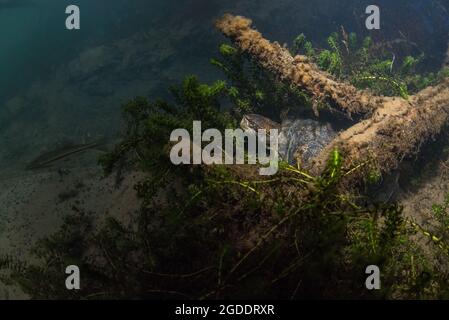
[278, 119, 336, 165]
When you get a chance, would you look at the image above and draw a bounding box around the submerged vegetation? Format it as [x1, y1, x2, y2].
[2, 25, 449, 299]
[292, 30, 449, 100]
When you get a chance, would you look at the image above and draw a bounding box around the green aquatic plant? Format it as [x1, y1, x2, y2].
[355, 75, 409, 99]
[292, 33, 315, 58]
[326, 33, 343, 76]
[366, 164, 382, 185]
[292, 30, 448, 98]
[0, 142, 412, 299]
[0, 82, 439, 299]
[398, 194, 449, 299]
[211, 29, 449, 121]
[412, 193, 449, 256]
[292, 33, 306, 55]
[211, 42, 312, 120]
[347, 206, 436, 299]
[401, 55, 422, 74]
[99, 75, 235, 176]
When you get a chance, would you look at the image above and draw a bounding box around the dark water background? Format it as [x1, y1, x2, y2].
[0, 0, 448, 169]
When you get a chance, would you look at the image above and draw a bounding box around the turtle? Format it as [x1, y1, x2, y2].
[240, 114, 404, 201]
[240, 114, 337, 166]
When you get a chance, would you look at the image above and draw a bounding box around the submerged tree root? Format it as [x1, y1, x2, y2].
[312, 81, 449, 179]
[216, 14, 449, 182]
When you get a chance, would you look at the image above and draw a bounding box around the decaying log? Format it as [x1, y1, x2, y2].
[216, 14, 449, 181]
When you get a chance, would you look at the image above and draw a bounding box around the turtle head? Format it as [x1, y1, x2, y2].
[240, 114, 281, 133]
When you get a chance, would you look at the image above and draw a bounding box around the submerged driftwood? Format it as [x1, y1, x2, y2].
[216, 14, 449, 182]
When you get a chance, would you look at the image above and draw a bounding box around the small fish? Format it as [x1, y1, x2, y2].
[26, 139, 107, 170]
